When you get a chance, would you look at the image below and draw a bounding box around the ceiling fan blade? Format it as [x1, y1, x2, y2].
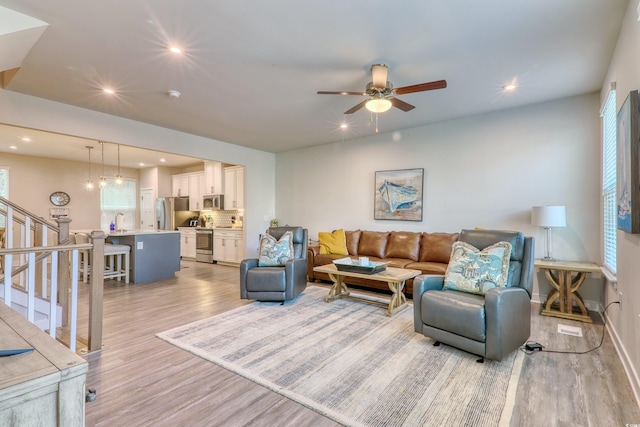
[389, 97, 415, 112]
[395, 80, 447, 95]
[317, 91, 366, 96]
[371, 64, 388, 88]
[344, 99, 369, 114]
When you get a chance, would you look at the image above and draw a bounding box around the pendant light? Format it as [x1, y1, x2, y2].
[115, 143, 123, 187]
[99, 141, 107, 188]
[85, 146, 94, 191]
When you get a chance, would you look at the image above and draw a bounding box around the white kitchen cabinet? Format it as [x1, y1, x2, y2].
[172, 172, 204, 210]
[203, 161, 224, 195]
[188, 172, 204, 211]
[224, 166, 244, 210]
[178, 227, 196, 259]
[214, 229, 244, 265]
[172, 174, 189, 197]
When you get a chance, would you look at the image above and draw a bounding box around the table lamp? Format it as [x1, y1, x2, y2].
[531, 205, 566, 261]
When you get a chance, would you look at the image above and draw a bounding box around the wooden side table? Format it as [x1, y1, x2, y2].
[534, 259, 602, 323]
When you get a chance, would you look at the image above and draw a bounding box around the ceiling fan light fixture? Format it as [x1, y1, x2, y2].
[366, 97, 392, 113]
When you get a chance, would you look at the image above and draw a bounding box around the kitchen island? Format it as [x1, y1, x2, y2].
[105, 230, 180, 284]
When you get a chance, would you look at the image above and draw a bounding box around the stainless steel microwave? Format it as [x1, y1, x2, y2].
[202, 194, 224, 210]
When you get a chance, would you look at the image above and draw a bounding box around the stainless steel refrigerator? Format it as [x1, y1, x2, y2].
[156, 197, 191, 230]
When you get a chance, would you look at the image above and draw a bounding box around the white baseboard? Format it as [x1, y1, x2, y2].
[605, 310, 640, 411]
[531, 293, 602, 313]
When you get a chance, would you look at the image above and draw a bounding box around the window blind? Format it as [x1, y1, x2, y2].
[601, 89, 617, 273]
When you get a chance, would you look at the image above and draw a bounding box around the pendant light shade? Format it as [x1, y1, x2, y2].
[115, 143, 123, 187]
[85, 145, 94, 191]
[99, 141, 107, 188]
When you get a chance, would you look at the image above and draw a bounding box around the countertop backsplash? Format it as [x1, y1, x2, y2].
[200, 210, 243, 229]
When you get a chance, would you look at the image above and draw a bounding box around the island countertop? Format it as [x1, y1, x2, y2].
[73, 229, 180, 236]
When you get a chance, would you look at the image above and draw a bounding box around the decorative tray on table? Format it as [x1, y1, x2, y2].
[332, 258, 391, 275]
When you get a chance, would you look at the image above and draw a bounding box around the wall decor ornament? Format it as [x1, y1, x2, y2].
[374, 168, 424, 221]
[617, 90, 640, 234]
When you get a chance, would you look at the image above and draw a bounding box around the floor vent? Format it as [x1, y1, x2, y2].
[557, 324, 583, 337]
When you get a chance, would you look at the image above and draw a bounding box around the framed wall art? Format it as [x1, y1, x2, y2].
[374, 168, 424, 221]
[617, 90, 640, 234]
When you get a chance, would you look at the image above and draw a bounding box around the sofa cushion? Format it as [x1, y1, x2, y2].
[422, 289, 487, 342]
[345, 230, 362, 255]
[358, 231, 389, 259]
[258, 231, 293, 267]
[443, 241, 512, 295]
[385, 231, 421, 261]
[405, 261, 448, 275]
[419, 232, 459, 263]
[318, 229, 348, 255]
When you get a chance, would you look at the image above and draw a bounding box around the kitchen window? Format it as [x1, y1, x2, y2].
[100, 178, 136, 231]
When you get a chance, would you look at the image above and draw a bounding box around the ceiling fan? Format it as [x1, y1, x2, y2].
[318, 64, 447, 114]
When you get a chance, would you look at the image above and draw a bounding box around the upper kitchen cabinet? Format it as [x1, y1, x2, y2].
[203, 161, 224, 195]
[171, 174, 189, 197]
[188, 173, 204, 211]
[172, 172, 204, 210]
[224, 166, 244, 210]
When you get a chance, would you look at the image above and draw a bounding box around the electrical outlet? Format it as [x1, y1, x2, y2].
[618, 292, 623, 311]
[137, 241, 143, 250]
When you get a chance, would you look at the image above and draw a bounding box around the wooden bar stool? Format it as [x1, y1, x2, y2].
[104, 244, 130, 284]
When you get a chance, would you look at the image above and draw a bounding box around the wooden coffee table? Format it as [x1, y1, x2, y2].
[313, 264, 421, 316]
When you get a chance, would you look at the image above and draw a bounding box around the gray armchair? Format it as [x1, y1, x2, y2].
[413, 229, 534, 361]
[240, 226, 308, 302]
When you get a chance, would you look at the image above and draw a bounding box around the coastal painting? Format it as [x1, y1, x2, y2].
[617, 90, 640, 234]
[374, 168, 424, 221]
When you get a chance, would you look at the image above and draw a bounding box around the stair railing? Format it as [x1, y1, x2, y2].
[0, 196, 105, 353]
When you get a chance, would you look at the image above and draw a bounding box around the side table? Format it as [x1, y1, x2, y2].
[534, 259, 602, 323]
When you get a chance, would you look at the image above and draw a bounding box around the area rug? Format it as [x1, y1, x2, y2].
[157, 286, 523, 427]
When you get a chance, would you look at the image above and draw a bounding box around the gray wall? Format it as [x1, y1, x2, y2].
[275, 92, 602, 309]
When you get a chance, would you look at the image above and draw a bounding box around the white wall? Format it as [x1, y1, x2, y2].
[0, 151, 138, 230]
[276, 93, 602, 309]
[0, 89, 276, 256]
[600, 0, 640, 405]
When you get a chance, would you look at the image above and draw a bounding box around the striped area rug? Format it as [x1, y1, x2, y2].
[157, 286, 522, 427]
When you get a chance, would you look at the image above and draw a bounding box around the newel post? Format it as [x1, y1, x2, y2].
[89, 231, 107, 351]
[56, 218, 72, 326]
[89, 230, 105, 352]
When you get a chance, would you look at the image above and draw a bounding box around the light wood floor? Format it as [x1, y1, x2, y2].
[78, 261, 640, 426]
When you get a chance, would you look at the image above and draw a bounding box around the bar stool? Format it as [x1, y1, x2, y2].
[104, 243, 130, 284]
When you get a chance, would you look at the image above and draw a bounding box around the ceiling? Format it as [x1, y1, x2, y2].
[0, 0, 630, 163]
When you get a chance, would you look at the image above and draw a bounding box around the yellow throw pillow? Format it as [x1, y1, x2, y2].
[318, 229, 348, 255]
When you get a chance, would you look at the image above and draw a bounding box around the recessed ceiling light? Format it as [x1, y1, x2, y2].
[21, 137, 31, 142]
[9, 145, 17, 150]
[340, 123, 348, 130]
[169, 46, 182, 54]
[139, 162, 145, 167]
[503, 83, 517, 91]
[160, 158, 166, 163]
[103, 88, 115, 94]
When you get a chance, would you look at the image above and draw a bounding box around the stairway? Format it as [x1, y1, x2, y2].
[0, 284, 62, 331]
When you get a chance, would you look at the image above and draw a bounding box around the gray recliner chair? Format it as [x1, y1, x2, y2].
[413, 229, 534, 361]
[240, 226, 308, 302]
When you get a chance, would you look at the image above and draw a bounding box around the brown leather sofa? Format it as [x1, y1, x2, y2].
[307, 230, 459, 295]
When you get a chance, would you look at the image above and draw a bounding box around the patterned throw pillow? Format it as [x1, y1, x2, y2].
[443, 241, 512, 295]
[258, 231, 294, 266]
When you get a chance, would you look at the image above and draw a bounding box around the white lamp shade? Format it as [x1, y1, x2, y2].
[531, 205, 566, 227]
[366, 97, 392, 113]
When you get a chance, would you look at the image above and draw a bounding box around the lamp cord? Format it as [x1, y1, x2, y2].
[522, 301, 620, 356]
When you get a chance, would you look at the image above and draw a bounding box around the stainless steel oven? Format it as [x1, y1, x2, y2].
[195, 229, 214, 263]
